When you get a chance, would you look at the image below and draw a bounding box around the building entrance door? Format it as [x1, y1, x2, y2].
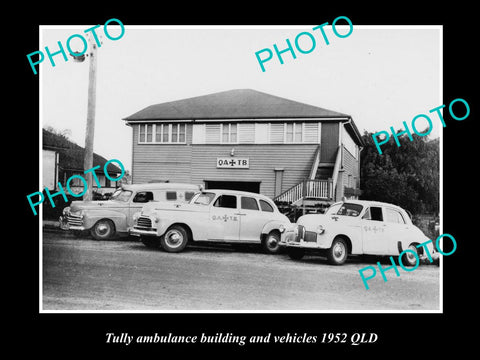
[204, 180, 260, 194]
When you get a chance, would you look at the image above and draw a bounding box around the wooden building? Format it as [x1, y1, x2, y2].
[123, 89, 364, 216]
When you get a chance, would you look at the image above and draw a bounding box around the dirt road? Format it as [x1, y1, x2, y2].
[42, 231, 440, 311]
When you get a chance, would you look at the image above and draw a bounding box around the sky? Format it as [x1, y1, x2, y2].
[40, 24, 441, 172]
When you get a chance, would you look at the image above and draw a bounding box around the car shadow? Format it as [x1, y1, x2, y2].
[286, 253, 439, 267]
[128, 239, 286, 255]
[282, 254, 401, 266]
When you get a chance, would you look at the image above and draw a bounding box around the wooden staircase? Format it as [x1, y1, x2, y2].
[274, 179, 334, 221]
[274, 179, 333, 205]
[273, 144, 343, 221]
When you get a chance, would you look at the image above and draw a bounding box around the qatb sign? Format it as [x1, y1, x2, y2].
[217, 157, 249, 169]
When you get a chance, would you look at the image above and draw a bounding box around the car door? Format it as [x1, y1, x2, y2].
[208, 194, 241, 241]
[384, 207, 411, 254]
[360, 206, 389, 255]
[237, 196, 267, 242]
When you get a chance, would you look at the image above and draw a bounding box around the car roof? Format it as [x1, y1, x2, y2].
[203, 189, 274, 201]
[122, 183, 200, 191]
[335, 199, 407, 212]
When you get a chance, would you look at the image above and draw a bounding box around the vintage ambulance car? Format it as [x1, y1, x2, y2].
[281, 200, 434, 265]
[130, 189, 291, 253]
[60, 183, 200, 239]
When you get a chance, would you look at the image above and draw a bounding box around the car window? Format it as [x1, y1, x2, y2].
[166, 191, 177, 201]
[362, 207, 371, 220]
[336, 203, 363, 217]
[241, 197, 259, 211]
[133, 191, 154, 203]
[185, 191, 195, 201]
[110, 189, 132, 202]
[362, 206, 383, 221]
[213, 195, 237, 209]
[325, 203, 342, 215]
[259, 199, 274, 212]
[385, 208, 406, 224]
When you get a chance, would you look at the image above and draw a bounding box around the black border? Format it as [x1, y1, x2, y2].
[19, 3, 476, 355]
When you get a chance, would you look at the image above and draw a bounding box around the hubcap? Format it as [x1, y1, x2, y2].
[96, 223, 109, 236]
[333, 242, 345, 259]
[267, 236, 278, 249]
[406, 246, 418, 263]
[166, 230, 183, 248]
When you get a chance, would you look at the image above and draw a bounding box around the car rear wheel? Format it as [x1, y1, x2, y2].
[160, 225, 188, 253]
[287, 247, 305, 260]
[262, 231, 281, 254]
[90, 219, 115, 240]
[326, 237, 348, 265]
[401, 244, 419, 267]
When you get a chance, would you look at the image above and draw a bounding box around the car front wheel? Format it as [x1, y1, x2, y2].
[326, 237, 348, 265]
[262, 231, 281, 254]
[90, 219, 115, 240]
[160, 225, 188, 253]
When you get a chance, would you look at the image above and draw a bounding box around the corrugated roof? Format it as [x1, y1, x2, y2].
[123, 89, 350, 121]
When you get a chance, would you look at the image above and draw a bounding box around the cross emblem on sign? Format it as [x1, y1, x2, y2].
[222, 214, 229, 222]
[229, 159, 236, 166]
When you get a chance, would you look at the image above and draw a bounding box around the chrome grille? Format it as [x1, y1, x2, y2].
[66, 213, 83, 226]
[304, 231, 318, 242]
[136, 216, 153, 229]
[294, 225, 305, 242]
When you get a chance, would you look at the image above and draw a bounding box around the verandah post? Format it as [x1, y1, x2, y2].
[302, 179, 307, 215]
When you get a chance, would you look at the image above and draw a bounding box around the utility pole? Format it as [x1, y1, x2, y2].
[82, 38, 97, 201]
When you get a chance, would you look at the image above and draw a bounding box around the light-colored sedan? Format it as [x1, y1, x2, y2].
[60, 183, 200, 239]
[131, 189, 291, 253]
[281, 200, 434, 265]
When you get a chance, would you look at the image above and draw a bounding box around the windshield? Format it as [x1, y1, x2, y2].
[336, 203, 363, 217]
[325, 203, 342, 215]
[190, 192, 216, 205]
[109, 189, 132, 202]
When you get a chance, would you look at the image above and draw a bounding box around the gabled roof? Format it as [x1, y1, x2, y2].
[123, 89, 350, 121]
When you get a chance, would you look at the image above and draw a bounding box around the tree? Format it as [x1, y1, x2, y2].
[43, 125, 72, 141]
[360, 131, 439, 215]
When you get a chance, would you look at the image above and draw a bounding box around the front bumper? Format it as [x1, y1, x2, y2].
[130, 227, 158, 237]
[281, 225, 328, 249]
[59, 215, 86, 231]
[130, 215, 159, 237]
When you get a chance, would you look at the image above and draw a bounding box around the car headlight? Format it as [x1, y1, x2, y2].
[132, 212, 141, 222]
[74, 210, 84, 217]
[68, 209, 84, 217]
[62, 207, 70, 215]
[279, 224, 286, 233]
[317, 225, 325, 234]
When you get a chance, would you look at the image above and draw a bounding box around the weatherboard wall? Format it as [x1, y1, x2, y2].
[130, 122, 342, 198]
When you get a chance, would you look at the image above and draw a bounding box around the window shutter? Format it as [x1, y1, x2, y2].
[238, 123, 255, 143]
[205, 124, 221, 144]
[304, 122, 319, 143]
[270, 123, 284, 143]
